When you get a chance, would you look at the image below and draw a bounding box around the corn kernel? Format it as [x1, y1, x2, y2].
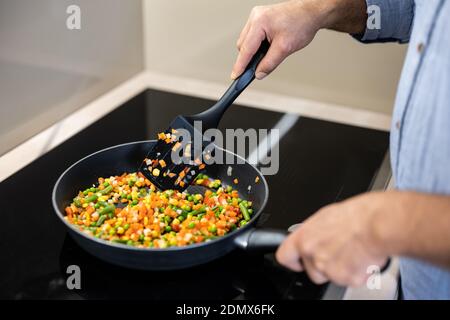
[152, 168, 160, 177]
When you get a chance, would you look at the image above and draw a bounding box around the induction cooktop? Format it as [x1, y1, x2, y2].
[0, 89, 390, 300]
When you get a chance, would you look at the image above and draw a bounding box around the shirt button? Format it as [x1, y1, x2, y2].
[417, 42, 425, 53]
[395, 121, 401, 130]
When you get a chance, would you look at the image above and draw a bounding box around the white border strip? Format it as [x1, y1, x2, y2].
[0, 71, 391, 183]
[143, 71, 392, 131]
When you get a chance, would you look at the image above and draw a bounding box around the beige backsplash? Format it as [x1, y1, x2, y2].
[0, 0, 144, 156]
[144, 0, 407, 115]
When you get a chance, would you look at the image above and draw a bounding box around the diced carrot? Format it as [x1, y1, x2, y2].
[65, 207, 73, 218]
[172, 142, 181, 151]
[159, 160, 167, 168]
[157, 132, 166, 140]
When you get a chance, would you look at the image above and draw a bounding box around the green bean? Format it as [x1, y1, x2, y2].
[165, 226, 172, 232]
[239, 220, 247, 227]
[112, 239, 127, 244]
[103, 182, 110, 187]
[248, 208, 253, 215]
[89, 187, 98, 192]
[126, 240, 134, 246]
[73, 198, 82, 207]
[239, 203, 250, 221]
[84, 194, 98, 203]
[96, 215, 107, 226]
[188, 222, 195, 229]
[131, 199, 139, 206]
[164, 216, 172, 224]
[99, 185, 113, 195]
[94, 203, 101, 209]
[99, 204, 115, 216]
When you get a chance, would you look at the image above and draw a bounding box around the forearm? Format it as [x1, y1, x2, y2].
[313, 0, 368, 35]
[375, 191, 450, 268]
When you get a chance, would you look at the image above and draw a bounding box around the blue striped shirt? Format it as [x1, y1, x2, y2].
[359, 0, 450, 299]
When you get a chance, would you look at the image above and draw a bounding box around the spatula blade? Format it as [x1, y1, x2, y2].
[140, 116, 208, 191]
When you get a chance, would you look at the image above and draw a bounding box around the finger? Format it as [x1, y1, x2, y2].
[303, 258, 329, 285]
[237, 19, 251, 51]
[254, 37, 291, 80]
[237, 7, 259, 50]
[275, 235, 303, 272]
[231, 26, 266, 79]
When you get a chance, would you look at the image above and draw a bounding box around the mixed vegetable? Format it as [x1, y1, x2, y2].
[64, 172, 254, 248]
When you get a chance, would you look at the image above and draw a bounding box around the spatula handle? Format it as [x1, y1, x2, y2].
[188, 39, 270, 130]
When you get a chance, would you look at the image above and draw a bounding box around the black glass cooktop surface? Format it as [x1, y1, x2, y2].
[0, 89, 389, 300]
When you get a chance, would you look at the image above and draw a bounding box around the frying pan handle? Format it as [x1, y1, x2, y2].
[235, 228, 287, 254]
[235, 229, 392, 275]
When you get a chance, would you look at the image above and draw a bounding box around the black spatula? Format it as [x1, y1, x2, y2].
[140, 39, 270, 191]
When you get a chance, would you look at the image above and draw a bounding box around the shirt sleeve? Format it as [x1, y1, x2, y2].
[355, 0, 415, 44]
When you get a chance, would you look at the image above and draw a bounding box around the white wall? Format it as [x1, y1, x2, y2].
[144, 0, 407, 115]
[0, 0, 144, 155]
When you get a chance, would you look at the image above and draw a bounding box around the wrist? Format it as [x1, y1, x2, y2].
[370, 191, 411, 257]
[305, 0, 368, 34]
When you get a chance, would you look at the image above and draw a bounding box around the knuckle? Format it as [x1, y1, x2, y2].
[252, 6, 267, 22]
[298, 239, 313, 256]
[278, 39, 293, 54]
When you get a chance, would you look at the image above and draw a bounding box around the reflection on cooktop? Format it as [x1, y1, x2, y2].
[57, 236, 323, 300]
[0, 89, 389, 300]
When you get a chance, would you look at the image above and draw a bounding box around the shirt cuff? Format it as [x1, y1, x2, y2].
[355, 0, 414, 44]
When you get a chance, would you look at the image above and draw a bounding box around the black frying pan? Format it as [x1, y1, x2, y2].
[52, 141, 287, 270]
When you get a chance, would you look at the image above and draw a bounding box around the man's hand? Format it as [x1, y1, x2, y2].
[231, 1, 322, 80]
[231, 0, 368, 80]
[276, 192, 389, 287]
[276, 190, 450, 287]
